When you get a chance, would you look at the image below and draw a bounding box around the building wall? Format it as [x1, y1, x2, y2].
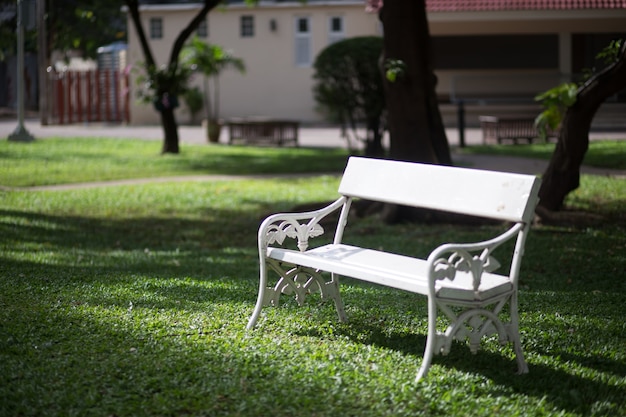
[126, 3, 626, 126]
[127, 2, 380, 125]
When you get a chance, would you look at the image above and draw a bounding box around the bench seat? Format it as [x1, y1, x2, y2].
[268, 244, 513, 303]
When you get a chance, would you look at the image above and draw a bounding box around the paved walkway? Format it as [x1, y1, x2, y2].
[2, 119, 625, 191]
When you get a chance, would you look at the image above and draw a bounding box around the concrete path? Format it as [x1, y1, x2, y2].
[2, 118, 625, 191]
[1, 118, 496, 147]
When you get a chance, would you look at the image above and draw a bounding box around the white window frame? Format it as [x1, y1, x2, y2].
[149, 17, 163, 40]
[328, 16, 344, 45]
[294, 16, 311, 67]
[241, 15, 254, 38]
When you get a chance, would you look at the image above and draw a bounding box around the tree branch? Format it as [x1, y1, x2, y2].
[125, 0, 156, 68]
[537, 40, 626, 211]
[168, 0, 222, 66]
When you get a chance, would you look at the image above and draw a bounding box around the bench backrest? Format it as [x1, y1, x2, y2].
[338, 157, 541, 223]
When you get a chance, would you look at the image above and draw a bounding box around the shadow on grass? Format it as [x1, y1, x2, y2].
[0, 208, 254, 251]
[182, 147, 351, 176]
[0, 207, 264, 316]
[292, 310, 625, 415]
[447, 349, 626, 414]
[0, 256, 257, 310]
[1, 301, 371, 416]
[276, 273, 626, 415]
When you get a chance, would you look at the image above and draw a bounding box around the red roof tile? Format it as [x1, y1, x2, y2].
[426, 0, 626, 12]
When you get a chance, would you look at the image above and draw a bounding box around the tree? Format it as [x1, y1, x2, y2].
[0, 0, 126, 60]
[364, 0, 452, 223]
[125, 0, 221, 154]
[0, 0, 38, 60]
[312, 36, 385, 156]
[537, 39, 626, 212]
[47, 0, 126, 60]
[0, 1, 17, 61]
[375, 0, 452, 166]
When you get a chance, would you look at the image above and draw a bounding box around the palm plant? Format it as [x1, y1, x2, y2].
[181, 36, 245, 142]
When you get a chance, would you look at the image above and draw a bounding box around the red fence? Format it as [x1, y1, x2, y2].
[47, 69, 130, 125]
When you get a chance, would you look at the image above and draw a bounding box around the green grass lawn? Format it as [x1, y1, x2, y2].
[1, 139, 625, 416]
[0, 137, 351, 187]
[460, 139, 626, 170]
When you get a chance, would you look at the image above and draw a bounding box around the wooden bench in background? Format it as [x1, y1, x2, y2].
[479, 115, 560, 144]
[247, 156, 541, 381]
[227, 118, 299, 146]
[479, 116, 538, 144]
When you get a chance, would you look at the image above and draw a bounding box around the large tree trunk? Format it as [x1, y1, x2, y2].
[538, 42, 626, 211]
[160, 108, 180, 154]
[379, 0, 452, 166]
[376, 1, 452, 223]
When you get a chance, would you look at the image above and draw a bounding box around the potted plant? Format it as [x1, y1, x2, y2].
[181, 37, 245, 143]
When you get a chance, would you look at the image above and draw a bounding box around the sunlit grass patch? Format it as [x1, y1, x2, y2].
[461, 139, 626, 170]
[0, 137, 350, 187]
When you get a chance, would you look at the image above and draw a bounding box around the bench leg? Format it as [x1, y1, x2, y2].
[415, 295, 529, 381]
[247, 260, 346, 329]
[416, 297, 438, 382]
[508, 292, 529, 374]
[330, 273, 348, 322]
[247, 265, 268, 329]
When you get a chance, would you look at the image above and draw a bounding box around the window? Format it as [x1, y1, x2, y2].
[432, 35, 559, 70]
[328, 16, 344, 44]
[240, 15, 254, 37]
[295, 17, 311, 67]
[149, 17, 163, 39]
[196, 18, 208, 38]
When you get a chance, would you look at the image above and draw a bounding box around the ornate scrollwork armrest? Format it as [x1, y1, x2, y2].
[265, 221, 324, 251]
[428, 223, 524, 291]
[259, 197, 347, 252]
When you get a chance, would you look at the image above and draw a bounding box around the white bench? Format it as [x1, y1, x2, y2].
[247, 156, 541, 381]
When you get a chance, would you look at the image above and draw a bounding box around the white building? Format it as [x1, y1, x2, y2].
[125, 0, 626, 126]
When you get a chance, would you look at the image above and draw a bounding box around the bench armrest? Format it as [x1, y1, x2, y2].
[427, 223, 525, 292]
[259, 197, 348, 252]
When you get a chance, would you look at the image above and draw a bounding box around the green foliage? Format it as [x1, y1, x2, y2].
[0, 2, 16, 61]
[585, 38, 624, 78]
[0, 0, 38, 60]
[180, 36, 246, 121]
[534, 38, 624, 139]
[533, 83, 578, 139]
[47, 0, 126, 60]
[313, 37, 385, 152]
[181, 37, 246, 79]
[135, 63, 194, 111]
[384, 59, 407, 83]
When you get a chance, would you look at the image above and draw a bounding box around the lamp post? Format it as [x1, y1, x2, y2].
[37, 0, 47, 126]
[8, 0, 36, 142]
